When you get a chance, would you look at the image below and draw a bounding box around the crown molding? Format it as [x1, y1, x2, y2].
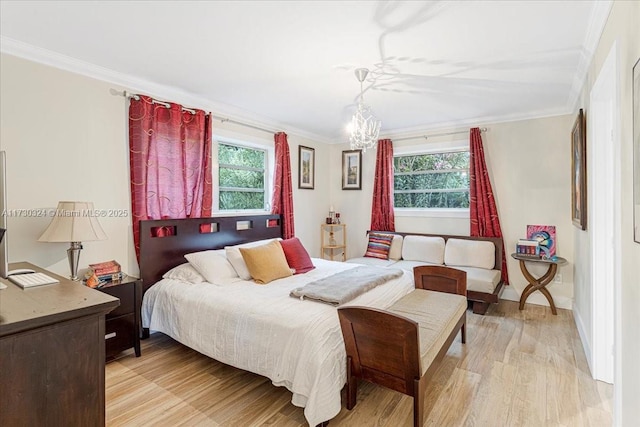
[337, 106, 572, 144]
[2, 29, 600, 147]
[565, 0, 613, 112]
[0, 36, 332, 145]
[324, 103, 571, 144]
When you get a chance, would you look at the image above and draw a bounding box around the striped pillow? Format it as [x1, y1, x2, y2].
[364, 232, 395, 260]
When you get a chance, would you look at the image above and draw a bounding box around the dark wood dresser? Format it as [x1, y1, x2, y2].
[0, 262, 119, 427]
[96, 276, 142, 360]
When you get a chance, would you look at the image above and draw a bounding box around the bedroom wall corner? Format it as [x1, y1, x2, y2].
[288, 135, 330, 257]
[0, 53, 134, 277]
[483, 115, 575, 310]
[210, 123, 329, 257]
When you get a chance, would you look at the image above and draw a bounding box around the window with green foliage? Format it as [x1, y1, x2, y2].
[218, 143, 266, 210]
[394, 151, 470, 209]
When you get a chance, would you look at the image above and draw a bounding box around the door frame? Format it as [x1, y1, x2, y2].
[588, 40, 621, 414]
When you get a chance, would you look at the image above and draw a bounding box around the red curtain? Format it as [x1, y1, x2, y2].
[370, 139, 395, 231]
[129, 95, 212, 260]
[469, 127, 509, 284]
[271, 132, 295, 239]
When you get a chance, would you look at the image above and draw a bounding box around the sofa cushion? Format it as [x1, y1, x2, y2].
[452, 266, 501, 294]
[346, 257, 398, 268]
[387, 289, 466, 376]
[392, 260, 441, 272]
[388, 235, 403, 261]
[401, 235, 446, 264]
[444, 238, 495, 270]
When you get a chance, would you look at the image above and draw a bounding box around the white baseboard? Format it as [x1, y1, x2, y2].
[500, 287, 573, 311]
[572, 307, 593, 377]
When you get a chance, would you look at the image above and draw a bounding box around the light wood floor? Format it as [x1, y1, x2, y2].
[105, 300, 612, 426]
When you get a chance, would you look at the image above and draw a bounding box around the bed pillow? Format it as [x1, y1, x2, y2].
[162, 263, 206, 284]
[225, 238, 281, 280]
[239, 240, 293, 284]
[364, 232, 395, 260]
[184, 249, 239, 285]
[280, 237, 315, 274]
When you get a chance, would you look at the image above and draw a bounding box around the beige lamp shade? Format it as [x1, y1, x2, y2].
[38, 201, 107, 242]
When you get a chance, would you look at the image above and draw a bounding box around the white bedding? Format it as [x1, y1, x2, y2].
[141, 258, 414, 426]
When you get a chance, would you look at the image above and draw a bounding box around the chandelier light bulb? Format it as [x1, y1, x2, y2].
[348, 68, 381, 152]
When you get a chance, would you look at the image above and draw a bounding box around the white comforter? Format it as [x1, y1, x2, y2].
[141, 258, 414, 426]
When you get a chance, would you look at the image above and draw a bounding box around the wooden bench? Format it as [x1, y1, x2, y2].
[338, 266, 467, 427]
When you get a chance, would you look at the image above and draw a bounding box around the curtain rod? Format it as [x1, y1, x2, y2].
[209, 115, 275, 134]
[110, 88, 275, 133]
[393, 127, 487, 142]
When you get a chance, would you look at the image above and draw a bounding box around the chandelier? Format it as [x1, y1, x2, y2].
[348, 68, 381, 152]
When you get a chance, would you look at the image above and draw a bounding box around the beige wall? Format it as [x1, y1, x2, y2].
[0, 54, 133, 276]
[573, 1, 640, 424]
[330, 114, 575, 309]
[0, 53, 328, 278]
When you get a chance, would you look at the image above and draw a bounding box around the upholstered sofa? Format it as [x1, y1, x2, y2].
[346, 231, 505, 315]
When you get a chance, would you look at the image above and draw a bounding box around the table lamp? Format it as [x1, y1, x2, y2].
[38, 201, 107, 280]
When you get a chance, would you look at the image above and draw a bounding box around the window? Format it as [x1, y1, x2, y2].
[394, 150, 470, 209]
[218, 142, 267, 210]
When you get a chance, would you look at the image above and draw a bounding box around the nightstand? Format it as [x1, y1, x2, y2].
[321, 223, 346, 261]
[96, 276, 142, 360]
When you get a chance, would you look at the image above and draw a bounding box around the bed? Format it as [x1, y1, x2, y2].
[138, 215, 414, 426]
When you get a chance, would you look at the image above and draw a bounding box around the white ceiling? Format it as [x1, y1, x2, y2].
[0, 1, 611, 143]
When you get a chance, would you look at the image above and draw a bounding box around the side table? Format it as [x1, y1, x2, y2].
[321, 223, 347, 261]
[511, 253, 567, 315]
[96, 276, 142, 360]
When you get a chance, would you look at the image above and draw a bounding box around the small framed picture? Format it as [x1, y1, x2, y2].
[342, 150, 362, 190]
[571, 109, 587, 230]
[633, 57, 640, 243]
[298, 145, 315, 189]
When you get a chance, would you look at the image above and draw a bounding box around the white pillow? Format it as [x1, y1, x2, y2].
[184, 249, 239, 284]
[163, 263, 206, 284]
[401, 235, 446, 264]
[388, 235, 404, 261]
[444, 238, 495, 270]
[225, 238, 281, 280]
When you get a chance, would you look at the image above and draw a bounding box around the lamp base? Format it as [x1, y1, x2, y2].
[67, 241, 83, 281]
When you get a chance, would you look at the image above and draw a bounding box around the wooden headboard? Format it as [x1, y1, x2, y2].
[139, 215, 282, 293]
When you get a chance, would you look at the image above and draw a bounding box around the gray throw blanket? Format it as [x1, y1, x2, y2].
[290, 266, 404, 305]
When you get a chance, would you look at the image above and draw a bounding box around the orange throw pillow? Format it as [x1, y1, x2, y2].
[240, 240, 293, 284]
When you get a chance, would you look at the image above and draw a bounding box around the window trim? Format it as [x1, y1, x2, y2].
[393, 139, 470, 215]
[213, 136, 274, 214]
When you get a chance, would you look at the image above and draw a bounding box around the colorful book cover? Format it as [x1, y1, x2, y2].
[93, 266, 122, 276]
[526, 225, 556, 258]
[89, 259, 120, 270]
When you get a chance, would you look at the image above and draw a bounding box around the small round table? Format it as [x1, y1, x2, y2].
[510, 253, 567, 315]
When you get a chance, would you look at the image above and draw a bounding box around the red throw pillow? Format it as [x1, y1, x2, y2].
[280, 237, 315, 274]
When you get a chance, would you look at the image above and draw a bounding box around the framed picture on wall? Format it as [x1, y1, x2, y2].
[342, 150, 362, 190]
[571, 108, 587, 230]
[633, 58, 640, 243]
[298, 145, 315, 189]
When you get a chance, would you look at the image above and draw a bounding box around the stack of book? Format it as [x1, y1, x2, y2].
[516, 239, 541, 258]
[88, 260, 123, 283]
